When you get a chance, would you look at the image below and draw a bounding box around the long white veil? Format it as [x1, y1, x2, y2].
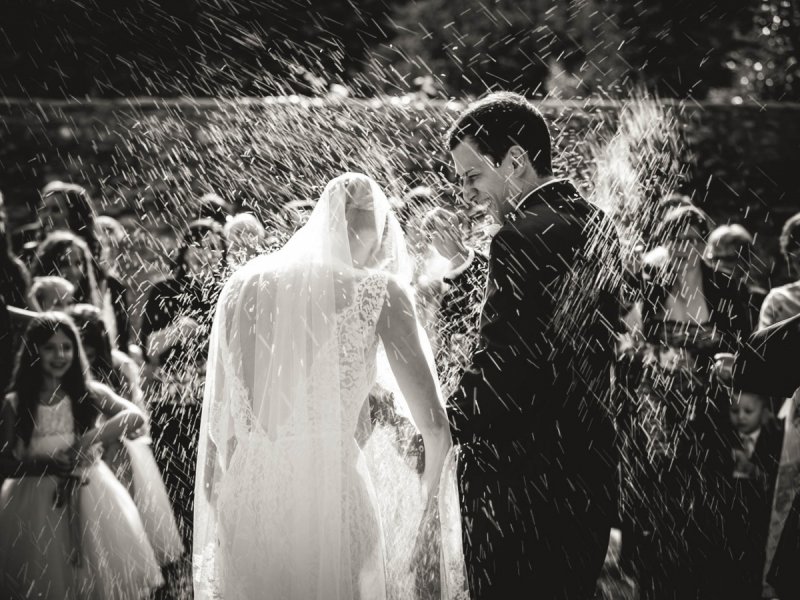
[193, 173, 466, 599]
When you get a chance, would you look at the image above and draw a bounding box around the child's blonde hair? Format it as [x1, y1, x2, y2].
[31, 276, 75, 310]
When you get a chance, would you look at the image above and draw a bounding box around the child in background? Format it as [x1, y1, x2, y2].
[224, 212, 267, 266]
[68, 303, 183, 566]
[723, 390, 784, 600]
[0, 313, 162, 599]
[31, 275, 75, 311]
[32, 230, 124, 349]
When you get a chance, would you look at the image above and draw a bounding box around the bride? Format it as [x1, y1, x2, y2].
[193, 173, 464, 599]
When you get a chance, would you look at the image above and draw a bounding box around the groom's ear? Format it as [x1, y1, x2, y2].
[507, 145, 528, 176]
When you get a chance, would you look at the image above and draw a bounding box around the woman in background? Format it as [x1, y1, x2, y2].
[140, 218, 227, 554]
[38, 181, 132, 351]
[620, 206, 752, 600]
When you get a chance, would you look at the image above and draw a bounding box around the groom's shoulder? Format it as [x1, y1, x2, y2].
[501, 199, 583, 243]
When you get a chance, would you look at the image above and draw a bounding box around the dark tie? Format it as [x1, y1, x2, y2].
[741, 434, 755, 459]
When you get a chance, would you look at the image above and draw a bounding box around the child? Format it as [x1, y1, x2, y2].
[0, 313, 163, 599]
[68, 303, 183, 565]
[32, 230, 125, 349]
[31, 275, 75, 311]
[724, 390, 784, 600]
[224, 212, 267, 266]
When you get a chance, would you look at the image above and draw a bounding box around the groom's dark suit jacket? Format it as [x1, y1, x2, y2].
[733, 311, 800, 397]
[448, 179, 622, 598]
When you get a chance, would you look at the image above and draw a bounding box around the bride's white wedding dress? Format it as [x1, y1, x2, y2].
[202, 272, 389, 599]
[193, 173, 467, 600]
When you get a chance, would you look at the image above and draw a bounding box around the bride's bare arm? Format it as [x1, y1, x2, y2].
[378, 277, 452, 498]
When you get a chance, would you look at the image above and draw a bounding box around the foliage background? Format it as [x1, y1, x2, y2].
[0, 0, 797, 100]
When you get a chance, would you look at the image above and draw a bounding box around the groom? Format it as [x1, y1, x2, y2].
[447, 92, 621, 599]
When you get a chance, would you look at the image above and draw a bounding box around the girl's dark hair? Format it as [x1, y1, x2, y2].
[32, 231, 101, 307]
[66, 304, 122, 391]
[10, 312, 97, 446]
[173, 218, 227, 279]
[652, 205, 713, 248]
[40, 182, 101, 263]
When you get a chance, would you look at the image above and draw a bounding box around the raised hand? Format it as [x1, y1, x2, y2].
[713, 352, 735, 385]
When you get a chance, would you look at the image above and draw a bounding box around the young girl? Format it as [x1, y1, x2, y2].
[68, 303, 183, 566]
[0, 313, 163, 599]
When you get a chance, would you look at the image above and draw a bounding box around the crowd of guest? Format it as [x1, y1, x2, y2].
[1, 175, 800, 600]
[0, 183, 268, 598]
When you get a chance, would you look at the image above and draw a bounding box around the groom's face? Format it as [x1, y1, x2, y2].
[451, 138, 512, 224]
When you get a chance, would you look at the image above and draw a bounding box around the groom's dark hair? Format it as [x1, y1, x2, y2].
[447, 92, 553, 176]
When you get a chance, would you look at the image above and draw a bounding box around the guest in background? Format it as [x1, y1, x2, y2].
[635, 194, 697, 278]
[0, 190, 35, 311]
[713, 312, 800, 599]
[68, 303, 184, 567]
[396, 185, 438, 256]
[31, 275, 75, 312]
[140, 218, 227, 552]
[282, 198, 316, 231]
[39, 181, 98, 249]
[721, 390, 783, 600]
[197, 192, 233, 226]
[11, 222, 44, 272]
[737, 212, 800, 599]
[38, 182, 132, 351]
[760, 212, 800, 330]
[621, 205, 751, 599]
[95, 214, 127, 276]
[68, 304, 143, 408]
[140, 218, 227, 371]
[223, 212, 266, 267]
[706, 223, 768, 328]
[32, 231, 105, 311]
[0, 313, 162, 598]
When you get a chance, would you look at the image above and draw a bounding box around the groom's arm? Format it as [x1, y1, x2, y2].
[447, 225, 560, 443]
[732, 312, 800, 397]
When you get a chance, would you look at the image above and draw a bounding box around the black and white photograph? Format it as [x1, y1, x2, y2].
[1, 1, 799, 598]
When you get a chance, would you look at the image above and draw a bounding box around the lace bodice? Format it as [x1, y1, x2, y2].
[11, 395, 76, 459]
[331, 272, 387, 419]
[222, 271, 388, 441]
[299, 272, 388, 436]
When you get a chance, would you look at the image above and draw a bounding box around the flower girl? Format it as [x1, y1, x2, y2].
[68, 303, 184, 565]
[0, 313, 163, 599]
